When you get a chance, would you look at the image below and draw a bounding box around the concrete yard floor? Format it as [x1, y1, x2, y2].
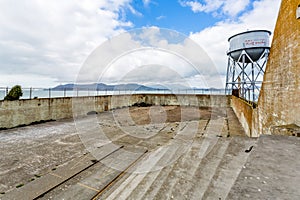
[227, 135, 300, 199]
[0, 105, 299, 199]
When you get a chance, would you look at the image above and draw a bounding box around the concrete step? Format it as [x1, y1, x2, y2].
[98, 121, 200, 200]
[127, 140, 190, 200]
[184, 138, 231, 200]
[43, 148, 146, 200]
[96, 118, 249, 200]
[147, 121, 205, 200]
[128, 120, 202, 200]
[109, 145, 181, 200]
[0, 143, 121, 200]
[202, 137, 256, 199]
[226, 108, 245, 136]
[161, 119, 226, 199]
[144, 119, 225, 199]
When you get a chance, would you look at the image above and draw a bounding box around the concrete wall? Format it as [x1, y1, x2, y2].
[256, 0, 300, 135]
[0, 94, 230, 129]
[141, 94, 230, 107]
[231, 96, 255, 137]
[0, 97, 73, 129]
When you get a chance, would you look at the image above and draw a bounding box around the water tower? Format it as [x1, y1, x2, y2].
[225, 30, 271, 102]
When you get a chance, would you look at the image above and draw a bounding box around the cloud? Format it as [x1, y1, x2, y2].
[0, 0, 133, 87]
[127, 4, 143, 17]
[0, 0, 282, 89]
[76, 27, 221, 89]
[156, 15, 166, 20]
[222, 0, 250, 17]
[189, 0, 281, 86]
[179, 0, 223, 13]
[179, 0, 250, 17]
[142, 0, 151, 6]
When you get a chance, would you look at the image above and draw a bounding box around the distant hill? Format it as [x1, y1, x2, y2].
[51, 83, 225, 91]
[146, 84, 169, 90]
[51, 83, 163, 91]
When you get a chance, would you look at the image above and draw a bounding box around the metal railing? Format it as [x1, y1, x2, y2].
[0, 87, 229, 100]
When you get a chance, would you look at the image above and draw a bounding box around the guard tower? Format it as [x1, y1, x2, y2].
[225, 30, 271, 102]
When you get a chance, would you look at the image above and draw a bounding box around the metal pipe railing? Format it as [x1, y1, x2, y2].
[0, 87, 229, 100]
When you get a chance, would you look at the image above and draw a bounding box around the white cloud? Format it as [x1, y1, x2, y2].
[222, 0, 250, 17]
[179, 0, 250, 17]
[76, 27, 221, 89]
[179, 0, 223, 13]
[0, 0, 133, 87]
[127, 4, 143, 16]
[143, 0, 151, 6]
[189, 0, 281, 86]
[0, 0, 282, 89]
[0, 74, 58, 88]
[156, 15, 166, 20]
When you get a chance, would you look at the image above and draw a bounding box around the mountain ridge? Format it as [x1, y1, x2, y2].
[51, 83, 165, 91]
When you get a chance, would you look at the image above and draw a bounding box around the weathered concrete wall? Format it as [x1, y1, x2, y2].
[0, 94, 230, 129]
[231, 96, 255, 137]
[256, 0, 300, 135]
[0, 98, 73, 129]
[141, 94, 230, 107]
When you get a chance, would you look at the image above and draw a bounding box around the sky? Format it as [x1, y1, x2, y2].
[0, 0, 281, 89]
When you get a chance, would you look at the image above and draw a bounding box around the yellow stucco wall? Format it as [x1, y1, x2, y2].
[256, 0, 300, 134]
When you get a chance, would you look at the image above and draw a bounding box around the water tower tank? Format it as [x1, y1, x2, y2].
[227, 30, 271, 63]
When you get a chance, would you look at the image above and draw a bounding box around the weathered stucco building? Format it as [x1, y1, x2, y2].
[255, 0, 300, 135]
